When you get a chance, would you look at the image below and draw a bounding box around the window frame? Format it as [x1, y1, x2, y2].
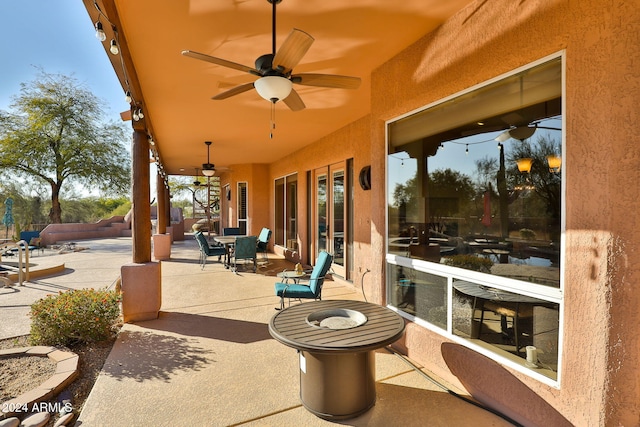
[385, 51, 566, 387]
[274, 173, 298, 250]
[237, 181, 248, 234]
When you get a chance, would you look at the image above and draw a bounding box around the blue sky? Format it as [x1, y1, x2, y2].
[0, 1, 125, 120]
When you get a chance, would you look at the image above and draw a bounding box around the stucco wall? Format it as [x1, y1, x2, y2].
[218, 164, 270, 237]
[269, 116, 373, 286]
[370, 0, 640, 425]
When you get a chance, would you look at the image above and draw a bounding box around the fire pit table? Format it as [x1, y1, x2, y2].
[268, 300, 405, 420]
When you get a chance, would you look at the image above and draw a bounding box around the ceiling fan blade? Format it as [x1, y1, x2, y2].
[182, 50, 259, 75]
[272, 29, 314, 74]
[282, 88, 305, 111]
[292, 73, 361, 90]
[212, 82, 255, 100]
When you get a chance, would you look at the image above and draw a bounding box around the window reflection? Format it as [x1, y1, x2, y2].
[386, 57, 563, 379]
[388, 58, 562, 288]
[388, 265, 447, 330]
[452, 280, 559, 377]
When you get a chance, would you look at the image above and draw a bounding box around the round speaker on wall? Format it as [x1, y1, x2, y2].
[359, 165, 371, 190]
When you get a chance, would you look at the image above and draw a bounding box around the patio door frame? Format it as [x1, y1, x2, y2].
[312, 161, 349, 279]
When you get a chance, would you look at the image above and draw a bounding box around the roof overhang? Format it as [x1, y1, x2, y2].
[82, 0, 475, 176]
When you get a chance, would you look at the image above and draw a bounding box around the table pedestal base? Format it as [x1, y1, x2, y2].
[299, 350, 376, 420]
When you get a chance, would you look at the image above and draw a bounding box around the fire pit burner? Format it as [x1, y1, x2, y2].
[306, 308, 367, 330]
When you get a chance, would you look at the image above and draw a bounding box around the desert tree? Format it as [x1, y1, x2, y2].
[0, 71, 130, 223]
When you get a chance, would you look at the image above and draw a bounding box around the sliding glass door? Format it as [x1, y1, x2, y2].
[313, 162, 349, 278]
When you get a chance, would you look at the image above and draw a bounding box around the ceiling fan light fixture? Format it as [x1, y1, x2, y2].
[202, 140, 215, 176]
[509, 126, 536, 140]
[254, 76, 292, 103]
[202, 164, 216, 176]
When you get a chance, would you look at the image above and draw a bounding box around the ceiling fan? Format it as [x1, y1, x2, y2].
[181, 0, 361, 111]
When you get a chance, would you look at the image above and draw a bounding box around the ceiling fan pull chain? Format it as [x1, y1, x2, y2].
[270, 101, 276, 139]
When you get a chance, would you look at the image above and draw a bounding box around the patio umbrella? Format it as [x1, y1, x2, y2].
[2, 197, 14, 239]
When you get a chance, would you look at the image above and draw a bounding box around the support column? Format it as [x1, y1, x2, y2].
[165, 184, 174, 242]
[153, 173, 171, 261]
[121, 125, 161, 322]
[131, 128, 151, 263]
[157, 174, 167, 234]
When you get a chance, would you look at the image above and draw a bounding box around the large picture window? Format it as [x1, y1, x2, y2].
[387, 55, 563, 383]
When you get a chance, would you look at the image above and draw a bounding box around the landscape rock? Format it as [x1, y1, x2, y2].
[18, 411, 49, 427]
[53, 412, 74, 427]
[0, 417, 20, 427]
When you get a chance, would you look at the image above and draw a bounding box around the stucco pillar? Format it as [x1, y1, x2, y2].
[157, 174, 167, 234]
[121, 262, 161, 323]
[121, 125, 161, 322]
[153, 153, 171, 261]
[165, 184, 174, 242]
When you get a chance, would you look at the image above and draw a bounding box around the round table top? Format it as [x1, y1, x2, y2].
[213, 235, 246, 244]
[277, 271, 305, 279]
[269, 300, 405, 354]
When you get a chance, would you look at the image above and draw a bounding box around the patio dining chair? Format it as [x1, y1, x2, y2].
[223, 227, 242, 236]
[274, 251, 333, 310]
[230, 235, 257, 273]
[194, 232, 226, 270]
[256, 227, 272, 264]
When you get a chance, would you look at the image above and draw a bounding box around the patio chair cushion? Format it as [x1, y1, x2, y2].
[257, 227, 271, 251]
[274, 251, 333, 309]
[275, 283, 315, 299]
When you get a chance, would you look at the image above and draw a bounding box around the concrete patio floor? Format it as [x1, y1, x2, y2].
[1, 236, 514, 426]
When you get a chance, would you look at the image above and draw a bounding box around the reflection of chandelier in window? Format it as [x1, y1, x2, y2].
[516, 158, 533, 173]
[547, 155, 561, 173]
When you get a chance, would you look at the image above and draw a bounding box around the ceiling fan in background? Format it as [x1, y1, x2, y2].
[495, 117, 562, 142]
[181, 0, 361, 111]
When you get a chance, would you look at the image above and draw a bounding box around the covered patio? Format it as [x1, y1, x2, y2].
[80, 0, 640, 425]
[76, 237, 516, 426]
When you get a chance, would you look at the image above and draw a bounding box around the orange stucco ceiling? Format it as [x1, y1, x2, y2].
[84, 0, 475, 176]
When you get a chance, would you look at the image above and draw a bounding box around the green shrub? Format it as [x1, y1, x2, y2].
[29, 288, 121, 346]
[443, 254, 493, 273]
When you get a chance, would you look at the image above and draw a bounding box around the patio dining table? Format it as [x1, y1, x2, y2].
[213, 235, 246, 268]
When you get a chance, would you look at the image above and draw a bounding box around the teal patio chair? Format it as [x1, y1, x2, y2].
[223, 227, 241, 236]
[256, 227, 272, 264]
[274, 251, 333, 310]
[231, 235, 257, 273]
[194, 232, 226, 269]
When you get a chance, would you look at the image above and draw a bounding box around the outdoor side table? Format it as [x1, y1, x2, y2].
[276, 270, 305, 283]
[269, 300, 405, 420]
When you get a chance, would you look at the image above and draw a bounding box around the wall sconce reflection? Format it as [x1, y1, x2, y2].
[516, 158, 533, 173]
[547, 155, 561, 173]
